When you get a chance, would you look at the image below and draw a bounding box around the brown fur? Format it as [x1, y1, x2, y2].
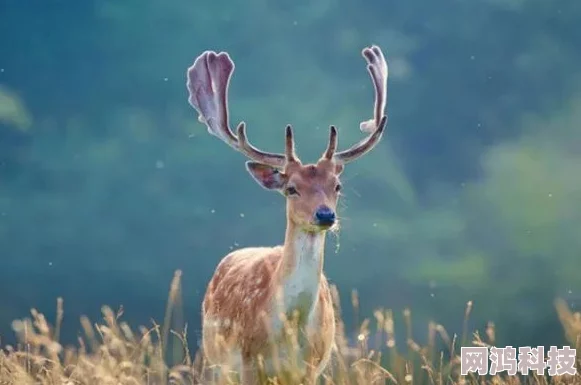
[202, 245, 335, 370]
[202, 160, 341, 383]
[188, 45, 389, 384]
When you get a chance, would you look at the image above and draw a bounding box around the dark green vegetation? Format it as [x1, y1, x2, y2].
[0, 0, 580, 369]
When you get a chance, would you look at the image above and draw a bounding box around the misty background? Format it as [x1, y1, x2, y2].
[0, 0, 580, 350]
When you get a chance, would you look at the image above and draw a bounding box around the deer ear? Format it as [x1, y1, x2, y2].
[245, 161, 287, 190]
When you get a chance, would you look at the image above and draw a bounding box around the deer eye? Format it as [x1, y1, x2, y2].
[285, 186, 299, 196]
[335, 183, 342, 192]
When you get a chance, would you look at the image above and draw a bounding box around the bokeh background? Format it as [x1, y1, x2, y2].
[1, 0, 580, 351]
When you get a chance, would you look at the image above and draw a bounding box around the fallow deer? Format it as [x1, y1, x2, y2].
[186, 45, 388, 384]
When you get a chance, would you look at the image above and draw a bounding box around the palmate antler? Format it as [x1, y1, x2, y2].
[186, 45, 388, 168]
[186, 51, 289, 168]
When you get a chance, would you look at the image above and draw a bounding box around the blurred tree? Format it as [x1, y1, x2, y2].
[0, 0, 580, 349]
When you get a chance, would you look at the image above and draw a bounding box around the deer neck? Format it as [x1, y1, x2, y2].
[276, 219, 326, 321]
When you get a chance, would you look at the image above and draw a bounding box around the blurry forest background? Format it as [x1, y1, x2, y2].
[0, 0, 580, 350]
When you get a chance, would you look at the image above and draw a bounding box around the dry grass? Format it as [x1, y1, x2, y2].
[1, 270, 580, 385]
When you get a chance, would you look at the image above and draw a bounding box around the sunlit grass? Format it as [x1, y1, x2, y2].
[1, 270, 580, 384]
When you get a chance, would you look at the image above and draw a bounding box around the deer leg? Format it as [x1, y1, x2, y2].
[240, 356, 258, 385]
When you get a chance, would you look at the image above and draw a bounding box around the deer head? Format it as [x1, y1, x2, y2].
[186, 46, 388, 233]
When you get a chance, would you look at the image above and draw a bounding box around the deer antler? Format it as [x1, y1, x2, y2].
[321, 45, 388, 164]
[186, 51, 292, 168]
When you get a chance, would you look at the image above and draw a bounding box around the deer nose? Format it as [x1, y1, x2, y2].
[314, 205, 335, 226]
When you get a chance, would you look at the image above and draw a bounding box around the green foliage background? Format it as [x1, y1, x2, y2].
[0, 0, 580, 349]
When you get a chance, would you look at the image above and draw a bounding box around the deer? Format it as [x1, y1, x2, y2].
[186, 45, 388, 384]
